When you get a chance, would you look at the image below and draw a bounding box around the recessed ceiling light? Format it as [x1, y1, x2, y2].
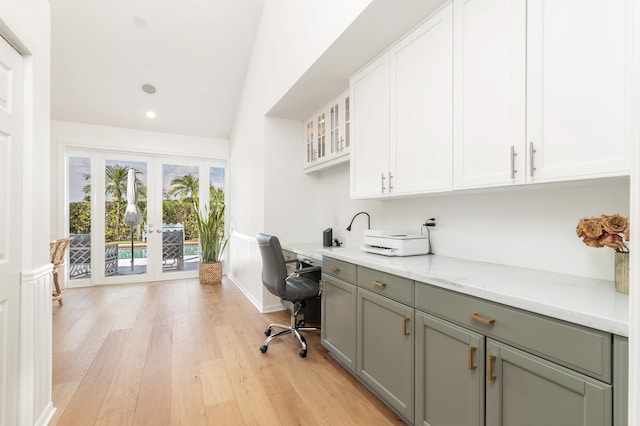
[146, 111, 156, 119]
[141, 83, 157, 94]
[133, 16, 147, 28]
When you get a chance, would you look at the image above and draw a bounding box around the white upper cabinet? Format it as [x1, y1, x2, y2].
[350, 53, 390, 198]
[304, 89, 351, 173]
[526, 0, 630, 183]
[453, 0, 526, 190]
[390, 3, 453, 195]
[351, 3, 454, 199]
[351, 0, 631, 196]
[454, 0, 630, 190]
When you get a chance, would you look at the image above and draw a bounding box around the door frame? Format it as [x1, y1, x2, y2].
[64, 147, 227, 287]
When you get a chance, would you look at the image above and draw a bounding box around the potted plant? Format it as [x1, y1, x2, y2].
[194, 192, 228, 285]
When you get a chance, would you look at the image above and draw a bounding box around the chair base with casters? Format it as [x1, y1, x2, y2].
[260, 299, 320, 358]
[256, 233, 322, 358]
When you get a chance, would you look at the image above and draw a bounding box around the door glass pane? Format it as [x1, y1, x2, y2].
[105, 160, 148, 276]
[209, 166, 226, 261]
[162, 164, 199, 273]
[68, 156, 92, 280]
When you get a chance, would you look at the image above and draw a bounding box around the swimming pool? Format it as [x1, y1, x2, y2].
[117, 243, 200, 259]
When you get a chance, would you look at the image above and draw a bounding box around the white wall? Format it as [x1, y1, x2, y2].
[228, 0, 372, 310]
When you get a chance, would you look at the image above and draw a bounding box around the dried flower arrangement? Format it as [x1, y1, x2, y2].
[576, 213, 630, 253]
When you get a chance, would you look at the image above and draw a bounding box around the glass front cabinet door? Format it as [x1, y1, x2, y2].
[304, 88, 350, 173]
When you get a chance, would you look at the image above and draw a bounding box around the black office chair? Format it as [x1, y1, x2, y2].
[256, 233, 321, 358]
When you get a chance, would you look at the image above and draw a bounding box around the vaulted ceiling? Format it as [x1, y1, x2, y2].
[50, 0, 265, 139]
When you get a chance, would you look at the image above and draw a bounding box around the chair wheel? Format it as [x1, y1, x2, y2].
[260, 345, 268, 353]
[264, 328, 271, 336]
[299, 349, 307, 358]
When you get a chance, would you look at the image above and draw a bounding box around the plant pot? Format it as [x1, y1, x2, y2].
[199, 262, 222, 285]
[614, 252, 629, 294]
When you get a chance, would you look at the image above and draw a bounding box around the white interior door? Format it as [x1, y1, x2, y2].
[0, 35, 24, 426]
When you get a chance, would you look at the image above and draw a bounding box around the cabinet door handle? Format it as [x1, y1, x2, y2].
[388, 171, 393, 192]
[402, 317, 410, 336]
[372, 280, 387, 288]
[381, 172, 386, 193]
[329, 266, 340, 273]
[487, 355, 497, 381]
[510, 145, 517, 179]
[468, 346, 477, 371]
[469, 312, 495, 325]
[529, 141, 536, 177]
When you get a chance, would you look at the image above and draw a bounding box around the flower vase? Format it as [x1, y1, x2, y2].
[614, 252, 629, 294]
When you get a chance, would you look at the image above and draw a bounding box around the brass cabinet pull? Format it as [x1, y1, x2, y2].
[402, 318, 410, 336]
[372, 280, 387, 288]
[329, 266, 340, 273]
[468, 312, 495, 325]
[468, 346, 477, 371]
[487, 355, 497, 381]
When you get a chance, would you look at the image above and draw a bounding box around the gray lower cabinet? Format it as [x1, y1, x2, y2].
[321, 258, 625, 426]
[613, 336, 628, 426]
[486, 339, 612, 426]
[321, 272, 357, 372]
[415, 312, 484, 426]
[358, 288, 414, 422]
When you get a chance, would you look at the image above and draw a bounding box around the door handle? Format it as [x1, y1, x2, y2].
[468, 346, 477, 371]
[402, 317, 410, 336]
[372, 280, 387, 288]
[469, 312, 495, 325]
[487, 355, 497, 381]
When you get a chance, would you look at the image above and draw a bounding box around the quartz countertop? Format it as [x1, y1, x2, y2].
[282, 243, 629, 336]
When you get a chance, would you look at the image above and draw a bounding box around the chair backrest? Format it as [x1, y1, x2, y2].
[256, 233, 288, 298]
[50, 237, 72, 267]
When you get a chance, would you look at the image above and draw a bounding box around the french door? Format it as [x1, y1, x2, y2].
[67, 150, 226, 286]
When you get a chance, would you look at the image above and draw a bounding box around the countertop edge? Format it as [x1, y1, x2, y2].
[301, 245, 629, 337]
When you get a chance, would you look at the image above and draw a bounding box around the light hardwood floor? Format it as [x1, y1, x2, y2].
[51, 277, 405, 425]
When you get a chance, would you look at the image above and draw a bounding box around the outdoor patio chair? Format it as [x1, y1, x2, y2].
[69, 234, 119, 278]
[163, 230, 184, 270]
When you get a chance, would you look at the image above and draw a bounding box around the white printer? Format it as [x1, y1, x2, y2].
[360, 230, 430, 257]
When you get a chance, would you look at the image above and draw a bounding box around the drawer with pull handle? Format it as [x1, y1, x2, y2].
[415, 281, 612, 383]
[323, 257, 357, 283]
[358, 266, 413, 306]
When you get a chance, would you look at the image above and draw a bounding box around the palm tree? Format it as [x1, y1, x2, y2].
[168, 174, 199, 203]
[105, 165, 146, 237]
[105, 164, 129, 237]
[82, 173, 91, 201]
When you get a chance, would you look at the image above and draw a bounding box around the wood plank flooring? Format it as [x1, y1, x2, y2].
[51, 278, 405, 425]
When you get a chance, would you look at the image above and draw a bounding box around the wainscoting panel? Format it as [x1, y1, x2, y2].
[227, 232, 283, 312]
[20, 264, 56, 426]
[0, 297, 8, 425]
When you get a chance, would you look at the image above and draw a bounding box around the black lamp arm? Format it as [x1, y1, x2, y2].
[346, 211, 371, 231]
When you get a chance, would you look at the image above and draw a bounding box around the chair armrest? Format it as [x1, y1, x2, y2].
[295, 266, 321, 275]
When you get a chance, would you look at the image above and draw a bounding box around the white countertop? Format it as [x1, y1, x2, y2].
[282, 243, 629, 336]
